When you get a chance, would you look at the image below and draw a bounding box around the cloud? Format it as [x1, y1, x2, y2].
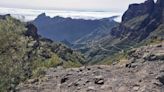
[0, 0, 145, 12]
[0, 7, 123, 22]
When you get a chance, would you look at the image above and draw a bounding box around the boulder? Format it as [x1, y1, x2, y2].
[156, 75, 164, 85]
[25, 23, 39, 39]
[61, 77, 69, 84]
[94, 75, 104, 85]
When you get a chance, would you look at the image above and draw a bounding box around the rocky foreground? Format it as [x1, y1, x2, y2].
[17, 42, 164, 92]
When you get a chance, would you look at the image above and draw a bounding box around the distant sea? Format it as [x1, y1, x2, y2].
[0, 7, 122, 22]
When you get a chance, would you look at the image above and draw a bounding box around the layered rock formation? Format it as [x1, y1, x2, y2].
[66, 0, 164, 64]
[111, 0, 164, 41]
[122, 0, 155, 22]
[81, 0, 164, 64]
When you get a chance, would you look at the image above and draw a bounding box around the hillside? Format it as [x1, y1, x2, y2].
[0, 15, 85, 91]
[1, 0, 164, 92]
[80, 0, 164, 64]
[16, 42, 164, 92]
[33, 13, 118, 43]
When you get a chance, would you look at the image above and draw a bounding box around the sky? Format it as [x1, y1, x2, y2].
[0, 0, 146, 12]
[0, 0, 148, 22]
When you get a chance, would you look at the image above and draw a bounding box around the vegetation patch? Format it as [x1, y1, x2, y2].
[0, 16, 84, 91]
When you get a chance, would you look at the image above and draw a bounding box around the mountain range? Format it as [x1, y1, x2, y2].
[75, 0, 164, 64]
[32, 0, 164, 64]
[33, 13, 118, 43]
[0, 7, 122, 22]
[0, 0, 164, 91]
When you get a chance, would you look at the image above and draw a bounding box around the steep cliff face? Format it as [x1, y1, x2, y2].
[155, 0, 164, 23]
[122, 0, 164, 23]
[122, 0, 155, 22]
[111, 0, 163, 42]
[81, 0, 164, 64]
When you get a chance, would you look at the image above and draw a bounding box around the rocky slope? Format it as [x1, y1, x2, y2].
[2, 0, 164, 91]
[80, 0, 164, 64]
[32, 0, 164, 65]
[111, 0, 163, 41]
[16, 42, 164, 92]
[0, 15, 85, 91]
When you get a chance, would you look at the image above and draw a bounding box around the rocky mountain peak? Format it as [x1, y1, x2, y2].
[111, 0, 164, 39]
[122, 0, 155, 22]
[35, 13, 52, 22]
[156, 0, 164, 23]
[37, 13, 46, 18]
[0, 14, 11, 20]
[156, 0, 164, 7]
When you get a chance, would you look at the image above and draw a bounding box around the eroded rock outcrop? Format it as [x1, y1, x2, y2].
[111, 0, 164, 42]
[25, 23, 39, 39]
[122, 0, 155, 22]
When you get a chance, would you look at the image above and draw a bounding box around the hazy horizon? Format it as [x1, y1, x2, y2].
[0, 7, 123, 22]
[0, 0, 148, 22]
[0, 0, 146, 12]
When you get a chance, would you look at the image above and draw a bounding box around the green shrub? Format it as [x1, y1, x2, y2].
[0, 16, 84, 91]
[63, 60, 82, 68]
